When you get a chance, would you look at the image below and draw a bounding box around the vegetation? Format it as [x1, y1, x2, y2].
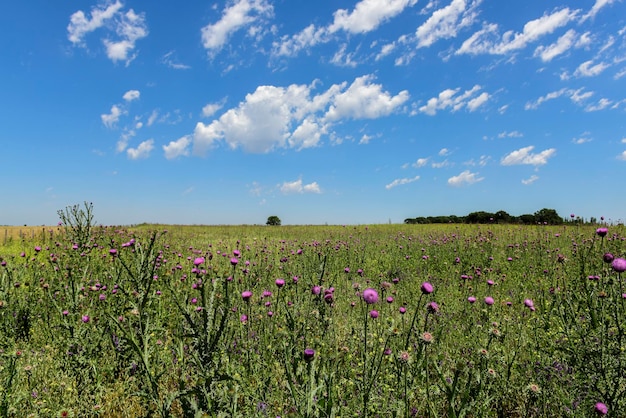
[266, 215, 282, 226]
[0, 205, 624, 417]
[404, 208, 593, 225]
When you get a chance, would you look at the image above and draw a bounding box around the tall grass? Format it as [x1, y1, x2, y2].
[0, 212, 624, 417]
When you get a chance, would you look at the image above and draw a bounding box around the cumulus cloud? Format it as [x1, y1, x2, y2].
[163, 136, 191, 159]
[447, 170, 484, 186]
[413, 157, 429, 168]
[574, 60, 610, 77]
[618, 151, 626, 161]
[500, 146, 556, 166]
[415, 0, 482, 48]
[101, 105, 125, 128]
[67, 1, 123, 45]
[202, 100, 226, 118]
[329, 0, 418, 34]
[582, 0, 618, 22]
[201, 0, 273, 56]
[419, 85, 489, 115]
[127, 139, 154, 160]
[457, 7, 578, 55]
[522, 175, 540, 185]
[280, 179, 321, 194]
[193, 75, 408, 155]
[385, 175, 420, 189]
[533, 29, 582, 62]
[68, 2, 147, 65]
[123, 90, 140, 102]
[273, 0, 417, 57]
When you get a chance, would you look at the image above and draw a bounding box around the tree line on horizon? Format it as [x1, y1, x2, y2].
[404, 208, 602, 225]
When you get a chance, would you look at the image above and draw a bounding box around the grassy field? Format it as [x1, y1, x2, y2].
[0, 219, 625, 417]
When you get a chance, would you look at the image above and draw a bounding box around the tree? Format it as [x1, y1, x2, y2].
[534, 208, 563, 225]
[266, 216, 281, 226]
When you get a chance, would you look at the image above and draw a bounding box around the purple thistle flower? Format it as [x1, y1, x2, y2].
[369, 310, 379, 319]
[484, 296, 495, 306]
[362, 288, 379, 304]
[468, 296, 476, 303]
[312, 285, 321, 295]
[109, 249, 118, 256]
[596, 228, 608, 237]
[193, 257, 205, 266]
[603, 253, 614, 263]
[82, 315, 90, 323]
[612, 258, 626, 273]
[594, 402, 608, 415]
[399, 306, 406, 314]
[241, 290, 252, 301]
[524, 299, 534, 308]
[304, 348, 315, 361]
[275, 278, 285, 288]
[240, 314, 248, 323]
[230, 257, 239, 266]
[386, 296, 394, 303]
[427, 302, 439, 313]
[420, 282, 434, 294]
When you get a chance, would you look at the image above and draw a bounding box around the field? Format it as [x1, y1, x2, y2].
[1, 216, 625, 417]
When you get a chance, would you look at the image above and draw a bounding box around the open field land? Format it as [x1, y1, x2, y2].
[1, 219, 625, 417]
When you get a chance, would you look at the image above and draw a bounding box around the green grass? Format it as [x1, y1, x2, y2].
[0, 222, 624, 417]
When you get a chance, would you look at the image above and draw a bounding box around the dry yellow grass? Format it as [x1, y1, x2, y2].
[0, 225, 62, 246]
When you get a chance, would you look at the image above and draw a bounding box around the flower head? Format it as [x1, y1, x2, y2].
[427, 301, 439, 313]
[241, 290, 252, 301]
[193, 257, 204, 266]
[304, 348, 315, 361]
[596, 228, 608, 237]
[594, 402, 608, 415]
[362, 288, 379, 304]
[420, 282, 434, 294]
[603, 253, 614, 263]
[484, 296, 495, 306]
[275, 278, 285, 288]
[369, 310, 379, 319]
[612, 258, 626, 273]
[467, 296, 476, 303]
[524, 299, 534, 308]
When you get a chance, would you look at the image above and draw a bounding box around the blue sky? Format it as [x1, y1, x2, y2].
[1, 0, 625, 225]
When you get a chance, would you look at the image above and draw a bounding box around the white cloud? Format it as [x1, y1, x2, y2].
[385, 175, 420, 189]
[524, 88, 568, 110]
[415, 0, 482, 48]
[162, 51, 191, 70]
[534, 29, 578, 62]
[68, 2, 147, 64]
[101, 105, 125, 128]
[498, 130, 523, 138]
[439, 148, 450, 156]
[574, 60, 610, 77]
[584, 98, 612, 112]
[67, 1, 124, 45]
[325, 75, 409, 120]
[163, 136, 191, 159]
[329, 0, 418, 34]
[522, 175, 539, 185]
[618, 150, 626, 161]
[147, 110, 159, 127]
[193, 75, 407, 155]
[201, 0, 273, 56]
[123, 90, 140, 102]
[432, 160, 450, 168]
[273, 0, 417, 58]
[447, 170, 484, 186]
[127, 139, 154, 160]
[501, 146, 556, 166]
[457, 7, 578, 55]
[413, 157, 430, 167]
[330, 44, 359, 67]
[202, 100, 226, 118]
[582, 0, 618, 22]
[419, 85, 488, 115]
[280, 179, 321, 194]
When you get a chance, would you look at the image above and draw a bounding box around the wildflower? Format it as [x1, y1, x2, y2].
[596, 228, 608, 237]
[612, 258, 626, 273]
[524, 299, 534, 308]
[484, 296, 494, 306]
[420, 282, 434, 294]
[399, 306, 406, 314]
[275, 278, 285, 288]
[81, 315, 90, 323]
[386, 296, 394, 303]
[362, 288, 379, 304]
[312, 286, 321, 295]
[487, 280, 494, 286]
[304, 348, 315, 362]
[526, 383, 541, 396]
[99, 294, 106, 301]
[230, 258, 239, 266]
[193, 257, 204, 266]
[603, 253, 614, 263]
[427, 302, 439, 313]
[594, 402, 608, 415]
[399, 351, 410, 363]
[240, 314, 248, 323]
[468, 296, 476, 303]
[421, 332, 434, 344]
[369, 310, 379, 319]
[241, 290, 252, 301]
[109, 249, 117, 256]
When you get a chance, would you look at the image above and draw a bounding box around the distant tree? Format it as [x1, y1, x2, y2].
[534, 208, 563, 225]
[266, 216, 281, 226]
[494, 210, 511, 224]
[519, 214, 536, 225]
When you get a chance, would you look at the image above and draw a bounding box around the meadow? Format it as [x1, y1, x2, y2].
[1, 208, 625, 417]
